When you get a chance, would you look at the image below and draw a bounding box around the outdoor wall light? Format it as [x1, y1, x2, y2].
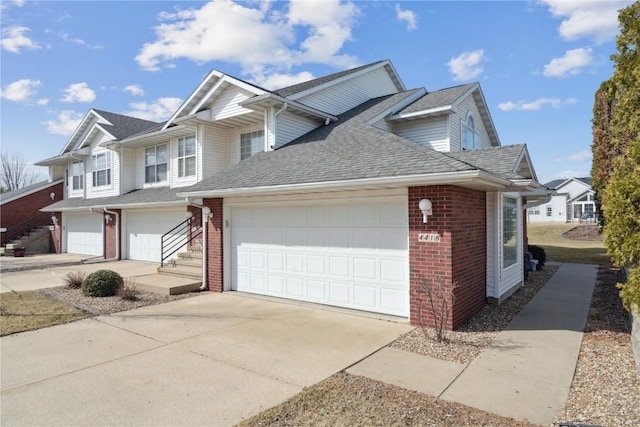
[105, 214, 112, 223]
[51, 215, 58, 225]
[202, 207, 212, 219]
[418, 199, 433, 223]
[186, 211, 194, 219]
[50, 192, 56, 200]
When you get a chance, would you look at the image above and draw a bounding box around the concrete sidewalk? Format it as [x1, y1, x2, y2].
[348, 263, 598, 425]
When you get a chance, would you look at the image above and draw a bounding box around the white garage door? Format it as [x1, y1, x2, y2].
[66, 214, 103, 256]
[126, 210, 187, 262]
[231, 197, 409, 317]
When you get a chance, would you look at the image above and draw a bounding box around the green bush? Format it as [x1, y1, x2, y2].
[81, 270, 124, 297]
[528, 245, 546, 267]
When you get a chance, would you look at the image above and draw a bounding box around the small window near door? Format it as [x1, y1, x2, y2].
[503, 196, 518, 268]
[240, 130, 264, 160]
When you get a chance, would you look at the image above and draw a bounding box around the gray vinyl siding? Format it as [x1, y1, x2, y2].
[121, 148, 136, 193]
[451, 94, 491, 151]
[394, 117, 449, 152]
[202, 124, 229, 178]
[276, 110, 319, 148]
[208, 86, 255, 120]
[294, 67, 399, 116]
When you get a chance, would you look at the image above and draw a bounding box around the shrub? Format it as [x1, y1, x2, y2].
[118, 279, 138, 301]
[63, 271, 86, 289]
[528, 245, 546, 267]
[81, 270, 123, 297]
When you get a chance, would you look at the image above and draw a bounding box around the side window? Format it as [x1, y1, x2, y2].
[546, 205, 553, 217]
[71, 161, 84, 190]
[92, 152, 111, 187]
[462, 115, 480, 150]
[177, 136, 196, 178]
[145, 144, 168, 183]
[502, 196, 518, 268]
[240, 130, 264, 160]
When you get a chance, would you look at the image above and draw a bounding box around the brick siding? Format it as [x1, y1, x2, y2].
[50, 212, 62, 253]
[0, 182, 63, 247]
[204, 199, 223, 292]
[104, 209, 121, 259]
[409, 185, 487, 330]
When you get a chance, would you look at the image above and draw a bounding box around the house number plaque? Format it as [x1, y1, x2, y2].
[418, 233, 441, 243]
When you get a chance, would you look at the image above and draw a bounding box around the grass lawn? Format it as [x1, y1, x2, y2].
[0, 290, 90, 336]
[527, 223, 611, 265]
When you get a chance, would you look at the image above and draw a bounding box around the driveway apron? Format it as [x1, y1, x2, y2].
[1, 292, 411, 426]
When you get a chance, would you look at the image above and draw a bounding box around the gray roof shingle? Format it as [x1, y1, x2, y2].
[0, 180, 56, 204]
[41, 187, 184, 211]
[93, 109, 161, 140]
[447, 145, 528, 180]
[398, 83, 476, 114]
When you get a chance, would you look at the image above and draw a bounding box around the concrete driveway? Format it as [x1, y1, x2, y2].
[1, 292, 412, 426]
[0, 257, 158, 293]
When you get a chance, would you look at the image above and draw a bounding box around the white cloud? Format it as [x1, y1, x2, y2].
[1, 26, 40, 53]
[135, 0, 359, 83]
[446, 49, 485, 81]
[61, 83, 96, 103]
[124, 84, 145, 96]
[123, 97, 183, 122]
[543, 48, 593, 78]
[555, 151, 592, 162]
[395, 3, 418, 31]
[44, 110, 83, 136]
[541, 0, 633, 44]
[257, 71, 315, 90]
[0, 79, 41, 102]
[498, 97, 576, 111]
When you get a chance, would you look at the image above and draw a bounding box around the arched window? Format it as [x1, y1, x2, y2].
[462, 114, 480, 150]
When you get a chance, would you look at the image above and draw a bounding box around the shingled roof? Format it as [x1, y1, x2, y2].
[41, 187, 184, 211]
[398, 83, 476, 114]
[92, 109, 161, 140]
[182, 90, 525, 196]
[447, 145, 531, 180]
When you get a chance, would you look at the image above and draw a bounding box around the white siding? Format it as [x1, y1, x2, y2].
[67, 159, 85, 199]
[202, 124, 229, 178]
[486, 192, 498, 298]
[496, 194, 523, 298]
[451, 94, 491, 151]
[558, 180, 590, 199]
[121, 148, 136, 194]
[86, 134, 120, 199]
[276, 110, 318, 148]
[171, 133, 199, 188]
[209, 86, 255, 120]
[295, 67, 399, 116]
[394, 117, 449, 151]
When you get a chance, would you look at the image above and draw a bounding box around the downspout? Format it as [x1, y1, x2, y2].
[186, 198, 208, 291]
[271, 103, 288, 151]
[103, 207, 119, 261]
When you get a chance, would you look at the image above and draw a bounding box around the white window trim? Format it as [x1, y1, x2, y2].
[240, 129, 265, 160]
[70, 161, 84, 191]
[91, 151, 112, 189]
[177, 136, 197, 180]
[502, 195, 518, 269]
[144, 144, 168, 185]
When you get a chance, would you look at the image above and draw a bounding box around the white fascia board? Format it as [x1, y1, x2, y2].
[518, 147, 539, 182]
[0, 179, 64, 205]
[189, 75, 267, 116]
[60, 109, 102, 155]
[115, 124, 190, 147]
[286, 60, 394, 101]
[40, 200, 186, 212]
[79, 124, 116, 150]
[177, 170, 510, 199]
[389, 105, 453, 121]
[454, 84, 501, 147]
[365, 88, 427, 125]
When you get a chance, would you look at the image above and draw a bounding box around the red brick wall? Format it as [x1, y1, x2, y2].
[409, 185, 487, 330]
[204, 199, 223, 292]
[0, 182, 63, 246]
[104, 209, 121, 260]
[50, 212, 62, 253]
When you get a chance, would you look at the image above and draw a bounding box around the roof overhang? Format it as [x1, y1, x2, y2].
[388, 105, 453, 121]
[0, 179, 64, 205]
[41, 199, 186, 212]
[240, 93, 338, 123]
[105, 124, 193, 149]
[177, 170, 513, 199]
[34, 147, 91, 166]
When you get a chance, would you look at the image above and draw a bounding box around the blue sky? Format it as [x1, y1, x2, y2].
[0, 0, 633, 185]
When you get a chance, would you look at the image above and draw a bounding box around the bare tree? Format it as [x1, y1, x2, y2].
[0, 152, 41, 192]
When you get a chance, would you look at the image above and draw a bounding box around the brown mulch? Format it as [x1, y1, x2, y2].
[563, 225, 603, 241]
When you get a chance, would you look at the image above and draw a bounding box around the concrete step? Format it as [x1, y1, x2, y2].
[173, 258, 202, 268]
[177, 251, 202, 260]
[158, 264, 202, 280]
[130, 273, 202, 295]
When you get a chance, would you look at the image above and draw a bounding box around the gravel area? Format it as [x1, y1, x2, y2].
[391, 265, 560, 364]
[41, 286, 202, 315]
[556, 266, 640, 426]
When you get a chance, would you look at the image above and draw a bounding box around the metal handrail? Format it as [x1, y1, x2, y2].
[2, 211, 53, 246]
[160, 210, 202, 267]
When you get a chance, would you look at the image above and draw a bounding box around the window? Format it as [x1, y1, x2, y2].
[240, 130, 264, 160]
[546, 205, 553, 217]
[529, 206, 540, 215]
[92, 152, 111, 187]
[145, 144, 167, 183]
[71, 161, 84, 190]
[503, 196, 518, 268]
[178, 136, 196, 178]
[462, 115, 480, 150]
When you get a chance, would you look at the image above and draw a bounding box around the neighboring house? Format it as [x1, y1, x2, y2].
[37, 59, 545, 329]
[0, 180, 64, 247]
[527, 177, 596, 223]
